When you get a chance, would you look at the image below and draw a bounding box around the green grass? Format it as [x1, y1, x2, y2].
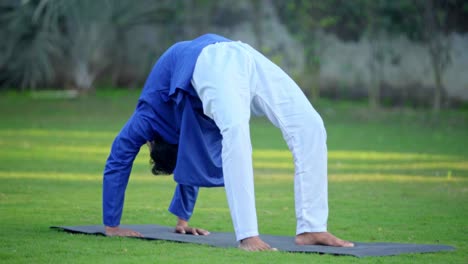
[0, 90, 467, 263]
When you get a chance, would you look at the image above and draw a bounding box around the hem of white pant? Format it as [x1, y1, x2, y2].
[236, 231, 260, 242]
[296, 226, 327, 236]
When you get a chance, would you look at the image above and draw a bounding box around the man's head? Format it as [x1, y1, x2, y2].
[148, 135, 178, 175]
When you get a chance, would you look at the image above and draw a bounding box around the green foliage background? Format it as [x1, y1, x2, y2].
[1, 0, 467, 109]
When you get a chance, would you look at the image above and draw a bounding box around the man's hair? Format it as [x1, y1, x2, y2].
[149, 135, 178, 175]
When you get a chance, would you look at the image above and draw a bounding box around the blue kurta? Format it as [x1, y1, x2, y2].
[103, 34, 231, 227]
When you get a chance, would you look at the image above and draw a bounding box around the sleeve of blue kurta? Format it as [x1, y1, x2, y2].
[168, 184, 199, 221]
[103, 111, 153, 227]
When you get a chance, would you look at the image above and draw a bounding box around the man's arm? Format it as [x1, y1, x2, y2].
[169, 184, 209, 235]
[103, 110, 153, 236]
[168, 184, 198, 221]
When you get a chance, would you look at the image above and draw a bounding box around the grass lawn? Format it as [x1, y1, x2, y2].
[0, 90, 467, 263]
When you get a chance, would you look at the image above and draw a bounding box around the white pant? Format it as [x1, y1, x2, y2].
[191, 41, 328, 241]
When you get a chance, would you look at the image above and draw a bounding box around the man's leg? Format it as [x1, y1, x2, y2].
[191, 42, 274, 251]
[243, 43, 353, 247]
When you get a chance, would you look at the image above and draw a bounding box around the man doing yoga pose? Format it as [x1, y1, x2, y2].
[102, 33, 353, 251]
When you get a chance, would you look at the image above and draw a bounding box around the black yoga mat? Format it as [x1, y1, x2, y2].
[51, 224, 454, 258]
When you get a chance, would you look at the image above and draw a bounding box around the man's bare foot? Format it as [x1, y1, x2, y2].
[105, 226, 143, 237]
[239, 236, 278, 251]
[295, 232, 354, 247]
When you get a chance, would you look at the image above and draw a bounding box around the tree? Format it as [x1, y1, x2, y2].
[421, 0, 451, 112]
[274, 1, 344, 102]
[391, 0, 452, 111]
[364, 0, 397, 109]
[274, 0, 464, 109]
[0, 0, 172, 91]
[0, 1, 62, 90]
[43, 0, 170, 92]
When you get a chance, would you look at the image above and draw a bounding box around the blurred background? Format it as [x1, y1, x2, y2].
[1, 0, 467, 111]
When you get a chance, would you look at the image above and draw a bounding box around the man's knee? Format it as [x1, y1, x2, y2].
[303, 107, 325, 127]
[302, 110, 327, 141]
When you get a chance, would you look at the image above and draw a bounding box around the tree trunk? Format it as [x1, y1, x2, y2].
[366, 3, 381, 110]
[423, 0, 449, 113]
[252, 0, 264, 49]
[430, 49, 443, 112]
[368, 39, 382, 110]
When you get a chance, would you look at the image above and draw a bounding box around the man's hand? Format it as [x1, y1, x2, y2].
[175, 218, 210, 236]
[105, 226, 143, 237]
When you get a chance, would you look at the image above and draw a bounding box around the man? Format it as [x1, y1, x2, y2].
[103, 33, 353, 251]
